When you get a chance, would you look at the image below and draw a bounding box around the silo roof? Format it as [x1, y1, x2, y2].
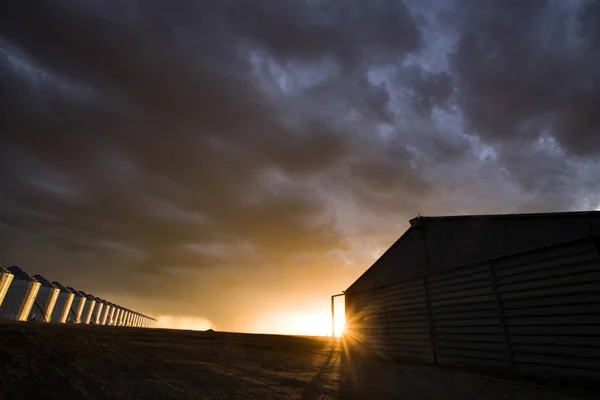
[8, 266, 37, 282]
[79, 291, 95, 300]
[33, 274, 57, 288]
[52, 281, 73, 293]
[67, 286, 84, 297]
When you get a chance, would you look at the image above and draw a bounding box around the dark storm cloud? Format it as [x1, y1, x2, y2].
[450, 0, 600, 156]
[0, 0, 426, 314]
[2, 0, 600, 329]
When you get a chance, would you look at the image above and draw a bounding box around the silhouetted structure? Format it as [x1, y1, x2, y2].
[345, 211, 600, 380]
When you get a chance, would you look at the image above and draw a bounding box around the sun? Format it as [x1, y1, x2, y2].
[333, 312, 346, 337]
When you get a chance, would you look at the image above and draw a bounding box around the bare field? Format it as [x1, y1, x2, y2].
[0, 322, 596, 400]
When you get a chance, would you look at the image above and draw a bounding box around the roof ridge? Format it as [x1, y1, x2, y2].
[409, 210, 600, 225]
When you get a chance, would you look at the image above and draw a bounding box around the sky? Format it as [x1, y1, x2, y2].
[2, 0, 600, 335]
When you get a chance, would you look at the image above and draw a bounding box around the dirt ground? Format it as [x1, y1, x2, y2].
[0, 322, 597, 400]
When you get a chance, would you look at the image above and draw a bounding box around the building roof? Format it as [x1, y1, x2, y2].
[346, 210, 600, 294]
[8, 266, 37, 282]
[33, 274, 57, 288]
[409, 210, 600, 225]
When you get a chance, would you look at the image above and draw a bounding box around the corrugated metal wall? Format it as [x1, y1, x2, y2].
[345, 237, 600, 380]
[346, 276, 433, 363]
[423, 215, 600, 273]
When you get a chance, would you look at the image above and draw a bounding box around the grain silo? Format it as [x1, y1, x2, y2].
[85, 294, 104, 325]
[78, 291, 96, 324]
[113, 306, 122, 326]
[106, 302, 117, 325]
[344, 211, 600, 380]
[134, 312, 140, 327]
[66, 287, 87, 323]
[0, 267, 14, 308]
[30, 275, 60, 322]
[99, 299, 111, 325]
[123, 309, 131, 327]
[49, 281, 75, 323]
[0, 267, 41, 321]
[119, 307, 127, 327]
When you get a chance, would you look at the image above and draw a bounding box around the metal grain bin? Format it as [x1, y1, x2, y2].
[113, 306, 122, 326]
[98, 299, 111, 325]
[67, 287, 86, 323]
[30, 275, 60, 322]
[118, 307, 126, 326]
[0, 267, 15, 308]
[50, 281, 75, 323]
[122, 309, 130, 327]
[78, 291, 96, 324]
[0, 267, 41, 321]
[121, 309, 128, 327]
[106, 302, 117, 325]
[84, 293, 103, 325]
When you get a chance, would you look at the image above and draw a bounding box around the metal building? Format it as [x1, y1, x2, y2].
[78, 291, 96, 324]
[67, 287, 87, 323]
[344, 211, 600, 380]
[0, 267, 41, 321]
[0, 267, 14, 308]
[49, 281, 75, 323]
[30, 275, 60, 322]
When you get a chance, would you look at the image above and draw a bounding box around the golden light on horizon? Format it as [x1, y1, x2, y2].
[253, 304, 346, 337]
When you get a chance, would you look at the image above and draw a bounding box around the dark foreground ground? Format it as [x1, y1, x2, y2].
[0, 322, 597, 400]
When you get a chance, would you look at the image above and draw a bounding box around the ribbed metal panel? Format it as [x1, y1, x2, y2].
[0, 268, 14, 308]
[428, 262, 509, 368]
[346, 235, 600, 380]
[494, 239, 600, 379]
[0, 279, 41, 321]
[346, 276, 433, 362]
[423, 215, 600, 274]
